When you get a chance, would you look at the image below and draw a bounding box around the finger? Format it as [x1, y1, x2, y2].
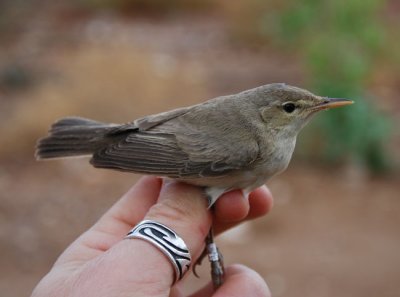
[92, 181, 211, 291]
[169, 286, 184, 297]
[214, 190, 249, 223]
[189, 264, 271, 297]
[213, 185, 273, 234]
[55, 176, 162, 266]
[146, 180, 211, 258]
[247, 186, 273, 219]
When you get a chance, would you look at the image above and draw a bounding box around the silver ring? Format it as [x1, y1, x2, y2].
[125, 220, 191, 284]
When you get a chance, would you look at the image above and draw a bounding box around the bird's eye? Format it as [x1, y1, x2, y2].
[282, 102, 296, 113]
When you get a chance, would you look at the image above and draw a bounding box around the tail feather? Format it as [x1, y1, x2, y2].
[36, 117, 116, 159]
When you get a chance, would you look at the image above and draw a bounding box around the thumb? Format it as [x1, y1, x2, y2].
[147, 180, 212, 261]
[76, 181, 211, 296]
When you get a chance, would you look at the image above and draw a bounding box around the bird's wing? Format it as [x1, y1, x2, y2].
[105, 106, 193, 134]
[91, 102, 260, 178]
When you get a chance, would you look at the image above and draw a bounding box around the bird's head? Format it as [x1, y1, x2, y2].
[255, 83, 353, 136]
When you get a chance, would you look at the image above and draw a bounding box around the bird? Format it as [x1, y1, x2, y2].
[36, 83, 353, 288]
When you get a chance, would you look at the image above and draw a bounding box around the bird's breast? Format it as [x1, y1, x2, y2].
[177, 136, 296, 192]
[253, 135, 297, 182]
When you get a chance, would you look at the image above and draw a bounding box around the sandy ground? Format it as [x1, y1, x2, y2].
[0, 15, 399, 297]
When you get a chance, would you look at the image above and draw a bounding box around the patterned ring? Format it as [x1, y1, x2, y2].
[125, 220, 191, 284]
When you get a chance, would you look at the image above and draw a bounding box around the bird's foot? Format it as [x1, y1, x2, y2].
[207, 240, 225, 289]
[194, 227, 225, 289]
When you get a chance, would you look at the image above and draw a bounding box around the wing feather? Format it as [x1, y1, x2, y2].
[91, 98, 261, 178]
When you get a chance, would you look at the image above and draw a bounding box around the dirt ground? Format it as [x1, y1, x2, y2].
[1, 13, 399, 297]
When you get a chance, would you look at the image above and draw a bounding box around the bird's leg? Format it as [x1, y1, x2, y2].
[193, 225, 225, 289]
[205, 225, 225, 289]
[193, 190, 225, 289]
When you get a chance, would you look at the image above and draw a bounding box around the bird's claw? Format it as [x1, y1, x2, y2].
[193, 247, 207, 278]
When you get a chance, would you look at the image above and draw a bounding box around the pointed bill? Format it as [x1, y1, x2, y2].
[314, 98, 354, 111]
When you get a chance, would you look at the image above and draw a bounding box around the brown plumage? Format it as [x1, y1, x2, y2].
[36, 83, 352, 204]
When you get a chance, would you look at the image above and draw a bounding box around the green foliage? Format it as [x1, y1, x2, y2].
[261, 0, 392, 172]
[316, 94, 391, 172]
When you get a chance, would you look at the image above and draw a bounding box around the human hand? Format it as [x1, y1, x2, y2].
[31, 177, 273, 297]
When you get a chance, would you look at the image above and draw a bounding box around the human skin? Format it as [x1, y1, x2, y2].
[31, 176, 273, 297]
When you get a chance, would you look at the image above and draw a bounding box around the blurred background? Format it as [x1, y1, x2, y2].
[1, 0, 399, 296]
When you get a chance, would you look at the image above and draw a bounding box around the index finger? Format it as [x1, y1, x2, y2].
[55, 176, 162, 266]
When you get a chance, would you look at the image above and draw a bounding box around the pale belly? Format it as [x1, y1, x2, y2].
[176, 136, 296, 204]
[176, 150, 291, 198]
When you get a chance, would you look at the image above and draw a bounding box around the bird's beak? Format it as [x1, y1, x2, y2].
[313, 97, 354, 111]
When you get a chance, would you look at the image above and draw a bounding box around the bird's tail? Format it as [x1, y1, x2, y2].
[35, 117, 116, 160]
